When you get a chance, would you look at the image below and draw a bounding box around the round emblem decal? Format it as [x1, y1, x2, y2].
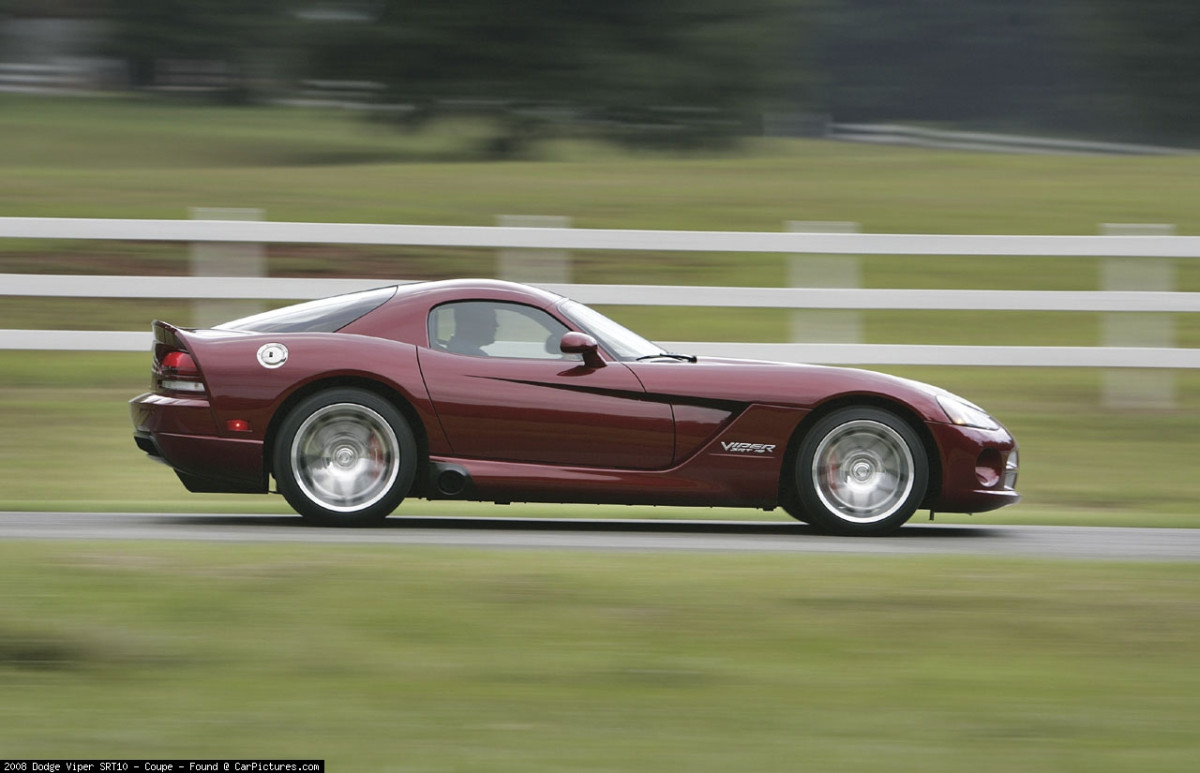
[257, 343, 289, 369]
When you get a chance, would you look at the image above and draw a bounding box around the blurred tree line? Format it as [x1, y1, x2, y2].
[293, 0, 806, 152]
[3, 0, 1198, 148]
[814, 0, 1200, 145]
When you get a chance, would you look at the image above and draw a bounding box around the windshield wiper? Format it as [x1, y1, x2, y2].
[636, 352, 697, 363]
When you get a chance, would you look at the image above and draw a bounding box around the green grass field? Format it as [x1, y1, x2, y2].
[2, 541, 1198, 771]
[2, 94, 1200, 771]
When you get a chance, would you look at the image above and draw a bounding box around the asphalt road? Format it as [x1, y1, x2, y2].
[1, 511, 1198, 561]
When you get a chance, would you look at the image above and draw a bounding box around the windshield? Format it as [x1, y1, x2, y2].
[216, 286, 396, 333]
[558, 299, 661, 360]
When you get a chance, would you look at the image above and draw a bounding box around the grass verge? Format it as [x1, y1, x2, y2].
[1, 541, 1198, 771]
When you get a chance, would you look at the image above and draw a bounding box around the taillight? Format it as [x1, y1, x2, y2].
[158, 349, 206, 394]
[162, 351, 197, 373]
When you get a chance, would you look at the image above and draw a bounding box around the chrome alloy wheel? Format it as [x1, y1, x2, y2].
[811, 419, 915, 524]
[290, 402, 401, 513]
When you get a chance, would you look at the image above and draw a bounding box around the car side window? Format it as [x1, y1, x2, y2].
[429, 301, 577, 360]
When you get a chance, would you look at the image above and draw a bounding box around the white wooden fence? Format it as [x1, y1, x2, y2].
[1, 216, 1197, 370]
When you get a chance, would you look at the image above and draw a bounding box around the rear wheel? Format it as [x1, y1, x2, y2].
[788, 407, 928, 536]
[274, 388, 417, 526]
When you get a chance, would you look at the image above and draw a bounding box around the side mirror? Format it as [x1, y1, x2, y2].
[560, 332, 605, 369]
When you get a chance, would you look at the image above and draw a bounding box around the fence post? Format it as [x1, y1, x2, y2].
[190, 207, 265, 328]
[1100, 223, 1176, 409]
[787, 221, 862, 344]
[496, 215, 572, 283]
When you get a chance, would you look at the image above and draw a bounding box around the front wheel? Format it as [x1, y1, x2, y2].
[274, 388, 417, 526]
[788, 407, 928, 536]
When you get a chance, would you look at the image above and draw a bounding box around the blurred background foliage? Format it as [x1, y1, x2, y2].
[2, 0, 1199, 151]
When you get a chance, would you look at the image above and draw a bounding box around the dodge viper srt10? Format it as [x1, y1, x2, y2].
[131, 279, 1019, 535]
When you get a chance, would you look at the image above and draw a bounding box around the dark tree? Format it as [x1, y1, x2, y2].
[1084, 0, 1200, 142]
[298, 0, 806, 151]
[101, 0, 290, 96]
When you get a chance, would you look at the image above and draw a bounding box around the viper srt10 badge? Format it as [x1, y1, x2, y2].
[720, 441, 776, 455]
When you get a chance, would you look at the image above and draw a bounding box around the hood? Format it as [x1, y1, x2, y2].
[628, 355, 952, 422]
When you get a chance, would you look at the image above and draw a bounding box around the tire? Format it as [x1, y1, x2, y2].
[788, 407, 928, 536]
[274, 388, 417, 526]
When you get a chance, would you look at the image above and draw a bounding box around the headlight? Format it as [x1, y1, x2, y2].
[937, 394, 1000, 431]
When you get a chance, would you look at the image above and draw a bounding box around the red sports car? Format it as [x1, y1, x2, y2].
[130, 279, 1019, 535]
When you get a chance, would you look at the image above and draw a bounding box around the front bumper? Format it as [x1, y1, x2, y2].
[928, 421, 1020, 514]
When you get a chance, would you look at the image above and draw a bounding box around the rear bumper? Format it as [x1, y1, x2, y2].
[131, 392, 266, 494]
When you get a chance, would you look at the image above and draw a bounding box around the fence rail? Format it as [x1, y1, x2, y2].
[1, 328, 1194, 370]
[4, 217, 1200, 257]
[4, 273, 1200, 312]
[1, 217, 1196, 370]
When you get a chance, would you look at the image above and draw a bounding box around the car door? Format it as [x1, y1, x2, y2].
[418, 300, 675, 469]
